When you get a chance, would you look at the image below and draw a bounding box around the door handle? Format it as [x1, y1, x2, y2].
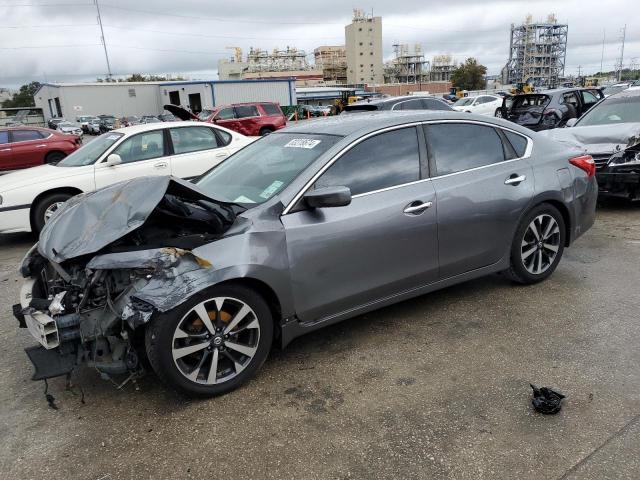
[403, 201, 433, 215]
[505, 174, 526, 185]
[0, 148, 10, 152]
[215, 152, 228, 158]
[35, 144, 47, 148]
[154, 161, 168, 169]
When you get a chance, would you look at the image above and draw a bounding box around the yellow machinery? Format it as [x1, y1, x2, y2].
[510, 83, 534, 95]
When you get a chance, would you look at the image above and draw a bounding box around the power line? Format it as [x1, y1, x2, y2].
[0, 43, 102, 49]
[0, 23, 97, 28]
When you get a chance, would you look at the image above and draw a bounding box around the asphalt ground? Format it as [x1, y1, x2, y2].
[0, 203, 638, 479]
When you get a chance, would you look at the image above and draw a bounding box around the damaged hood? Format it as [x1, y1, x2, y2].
[163, 104, 199, 121]
[38, 175, 242, 263]
[540, 123, 640, 156]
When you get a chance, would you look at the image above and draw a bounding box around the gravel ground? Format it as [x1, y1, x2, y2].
[0, 204, 638, 480]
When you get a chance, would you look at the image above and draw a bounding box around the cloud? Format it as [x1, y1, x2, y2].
[0, 0, 637, 86]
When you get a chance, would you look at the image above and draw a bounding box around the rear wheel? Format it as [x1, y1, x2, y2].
[259, 127, 274, 136]
[145, 284, 273, 397]
[505, 203, 566, 284]
[494, 108, 503, 118]
[45, 151, 66, 164]
[32, 192, 73, 233]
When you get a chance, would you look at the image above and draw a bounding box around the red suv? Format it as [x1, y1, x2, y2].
[0, 127, 81, 171]
[165, 102, 286, 136]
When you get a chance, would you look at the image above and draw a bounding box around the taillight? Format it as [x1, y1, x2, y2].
[569, 155, 596, 178]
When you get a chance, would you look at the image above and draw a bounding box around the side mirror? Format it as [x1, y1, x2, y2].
[303, 186, 351, 209]
[565, 118, 578, 127]
[104, 153, 122, 167]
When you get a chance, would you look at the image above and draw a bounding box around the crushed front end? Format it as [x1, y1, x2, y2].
[13, 175, 243, 384]
[597, 136, 640, 201]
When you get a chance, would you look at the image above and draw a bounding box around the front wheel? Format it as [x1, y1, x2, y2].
[145, 284, 273, 397]
[32, 192, 73, 233]
[505, 203, 566, 284]
[259, 127, 273, 136]
[495, 108, 503, 118]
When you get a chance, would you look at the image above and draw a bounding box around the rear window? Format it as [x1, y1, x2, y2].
[504, 131, 528, 157]
[512, 95, 550, 109]
[261, 103, 282, 116]
[235, 105, 259, 118]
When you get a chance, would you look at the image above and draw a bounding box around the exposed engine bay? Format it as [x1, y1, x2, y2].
[14, 176, 244, 383]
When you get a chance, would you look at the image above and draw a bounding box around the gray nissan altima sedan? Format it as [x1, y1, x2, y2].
[15, 111, 598, 397]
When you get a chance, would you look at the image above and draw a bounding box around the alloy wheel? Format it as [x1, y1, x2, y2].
[43, 202, 65, 223]
[520, 214, 561, 275]
[171, 297, 260, 385]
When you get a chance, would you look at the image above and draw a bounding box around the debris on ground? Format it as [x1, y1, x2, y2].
[530, 384, 566, 414]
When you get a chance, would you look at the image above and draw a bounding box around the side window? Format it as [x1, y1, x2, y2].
[216, 108, 235, 120]
[113, 130, 165, 164]
[0, 131, 9, 144]
[581, 90, 599, 107]
[562, 92, 579, 107]
[234, 105, 259, 118]
[503, 130, 528, 158]
[315, 127, 420, 196]
[474, 97, 488, 104]
[215, 129, 232, 146]
[425, 124, 506, 176]
[169, 127, 219, 155]
[423, 99, 450, 110]
[396, 99, 423, 110]
[261, 103, 282, 116]
[11, 130, 42, 142]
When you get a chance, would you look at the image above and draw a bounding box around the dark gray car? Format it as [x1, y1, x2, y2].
[15, 112, 598, 397]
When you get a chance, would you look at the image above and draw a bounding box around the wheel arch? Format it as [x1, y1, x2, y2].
[30, 186, 84, 230]
[520, 196, 572, 247]
[44, 150, 67, 163]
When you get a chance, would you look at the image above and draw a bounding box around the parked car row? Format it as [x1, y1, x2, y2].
[0, 126, 81, 172]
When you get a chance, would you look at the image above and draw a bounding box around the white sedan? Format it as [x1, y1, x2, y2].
[0, 122, 254, 233]
[452, 95, 504, 116]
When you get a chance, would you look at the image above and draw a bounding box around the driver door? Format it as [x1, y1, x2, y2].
[94, 129, 171, 189]
[281, 126, 439, 323]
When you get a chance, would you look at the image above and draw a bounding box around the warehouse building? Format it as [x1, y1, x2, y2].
[34, 79, 296, 121]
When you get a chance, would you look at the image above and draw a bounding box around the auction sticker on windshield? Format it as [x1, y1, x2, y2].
[284, 139, 321, 149]
[259, 180, 284, 199]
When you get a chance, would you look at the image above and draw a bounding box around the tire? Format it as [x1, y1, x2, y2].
[505, 203, 566, 284]
[45, 151, 66, 164]
[32, 192, 73, 233]
[259, 127, 274, 136]
[145, 284, 274, 397]
[494, 108, 503, 118]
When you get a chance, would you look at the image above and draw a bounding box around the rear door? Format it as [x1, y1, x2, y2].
[579, 90, 600, 115]
[168, 125, 231, 179]
[0, 131, 12, 170]
[233, 105, 261, 136]
[8, 129, 48, 168]
[425, 122, 534, 279]
[282, 125, 439, 322]
[94, 129, 171, 189]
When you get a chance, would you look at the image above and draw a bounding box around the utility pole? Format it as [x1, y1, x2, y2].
[616, 24, 626, 81]
[95, 0, 112, 79]
[600, 29, 605, 75]
[577, 65, 582, 78]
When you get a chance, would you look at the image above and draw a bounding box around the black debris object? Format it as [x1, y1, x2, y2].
[530, 384, 565, 414]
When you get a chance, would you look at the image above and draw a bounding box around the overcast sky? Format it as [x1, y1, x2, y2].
[1, 0, 638, 87]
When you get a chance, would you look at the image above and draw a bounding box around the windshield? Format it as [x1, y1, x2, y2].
[196, 133, 341, 205]
[197, 109, 215, 121]
[603, 84, 629, 96]
[576, 95, 640, 126]
[57, 133, 123, 167]
[454, 98, 474, 107]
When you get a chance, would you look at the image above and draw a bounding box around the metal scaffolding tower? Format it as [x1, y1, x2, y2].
[505, 14, 568, 88]
[384, 44, 430, 84]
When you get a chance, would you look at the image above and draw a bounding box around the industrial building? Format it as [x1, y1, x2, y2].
[504, 14, 568, 87]
[217, 47, 323, 86]
[314, 46, 348, 84]
[430, 55, 456, 82]
[345, 9, 384, 85]
[33, 79, 296, 122]
[384, 44, 429, 84]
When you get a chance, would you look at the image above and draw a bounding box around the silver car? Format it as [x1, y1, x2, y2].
[15, 112, 597, 397]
